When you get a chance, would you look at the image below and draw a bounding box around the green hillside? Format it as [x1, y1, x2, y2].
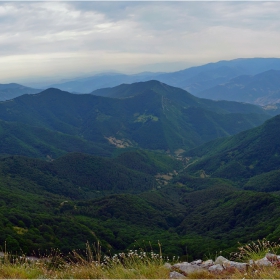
[0, 119, 113, 159]
[0, 151, 181, 254]
[185, 114, 280, 187]
[0, 152, 175, 200]
[0, 80, 279, 261]
[91, 80, 268, 115]
[2, 160, 280, 260]
[0, 82, 270, 154]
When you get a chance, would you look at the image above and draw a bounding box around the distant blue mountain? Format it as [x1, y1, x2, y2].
[197, 69, 280, 105]
[48, 58, 280, 94]
[50, 72, 162, 94]
[0, 83, 41, 101]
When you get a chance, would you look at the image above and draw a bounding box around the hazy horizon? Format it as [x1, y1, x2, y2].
[1, 1, 280, 86]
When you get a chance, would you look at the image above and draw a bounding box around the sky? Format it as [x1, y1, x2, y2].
[1, 1, 280, 85]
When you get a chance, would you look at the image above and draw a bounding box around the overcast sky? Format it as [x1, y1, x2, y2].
[1, 1, 280, 85]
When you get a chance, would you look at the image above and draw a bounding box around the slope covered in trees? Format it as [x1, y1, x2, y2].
[0, 81, 270, 157]
[185, 114, 280, 190]
[2, 164, 280, 260]
[1, 80, 279, 260]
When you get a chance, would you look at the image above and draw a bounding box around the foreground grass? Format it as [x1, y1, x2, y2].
[4, 258, 280, 279]
[1, 239, 280, 279]
[0, 262, 170, 279]
[0, 243, 170, 279]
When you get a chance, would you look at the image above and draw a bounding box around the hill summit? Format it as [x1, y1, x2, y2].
[0, 81, 270, 155]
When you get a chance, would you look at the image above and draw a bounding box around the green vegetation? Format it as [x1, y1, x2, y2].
[134, 114, 159, 123]
[2, 239, 280, 279]
[2, 155, 280, 260]
[0, 82, 270, 155]
[0, 119, 113, 159]
[0, 80, 279, 265]
[244, 170, 280, 192]
[0, 242, 170, 279]
[231, 239, 280, 262]
[186, 114, 280, 188]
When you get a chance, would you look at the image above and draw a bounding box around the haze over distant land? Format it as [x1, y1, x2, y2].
[1, 1, 280, 86]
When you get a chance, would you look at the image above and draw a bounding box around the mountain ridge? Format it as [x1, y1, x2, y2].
[0, 83, 41, 101]
[198, 69, 280, 105]
[185, 114, 280, 184]
[46, 58, 280, 94]
[0, 81, 271, 155]
[1, 79, 280, 258]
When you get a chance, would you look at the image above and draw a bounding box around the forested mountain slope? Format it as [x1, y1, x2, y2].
[0, 81, 270, 154]
[1, 80, 279, 260]
[185, 114, 280, 189]
[2, 158, 280, 260]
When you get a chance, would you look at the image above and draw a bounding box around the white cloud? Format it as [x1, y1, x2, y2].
[0, 1, 280, 83]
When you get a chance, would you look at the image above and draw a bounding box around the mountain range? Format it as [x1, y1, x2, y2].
[2, 61, 280, 260]
[185, 114, 280, 191]
[0, 83, 41, 101]
[0, 81, 271, 158]
[2, 58, 280, 109]
[197, 69, 280, 105]
[49, 57, 280, 95]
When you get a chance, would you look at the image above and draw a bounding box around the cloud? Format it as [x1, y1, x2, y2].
[0, 1, 280, 83]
